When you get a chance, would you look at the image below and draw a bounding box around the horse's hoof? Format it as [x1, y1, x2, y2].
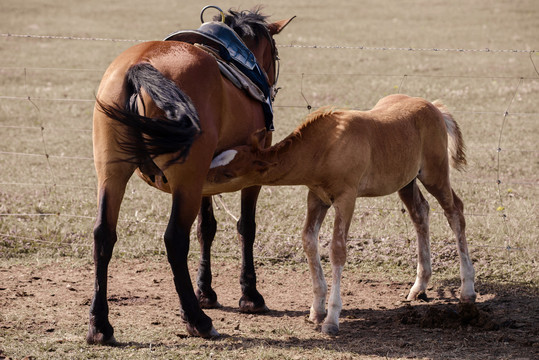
[239, 295, 269, 314]
[460, 292, 477, 304]
[321, 323, 339, 336]
[186, 323, 220, 339]
[197, 289, 222, 309]
[407, 290, 429, 302]
[309, 311, 326, 324]
[239, 301, 269, 314]
[86, 332, 117, 346]
[87, 318, 116, 345]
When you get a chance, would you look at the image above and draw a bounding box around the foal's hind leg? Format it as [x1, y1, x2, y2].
[195, 196, 220, 308]
[398, 179, 432, 300]
[237, 186, 268, 313]
[87, 161, 135, 345]
[422, 181, 476, 303]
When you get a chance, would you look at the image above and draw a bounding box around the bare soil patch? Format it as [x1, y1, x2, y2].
[1, 259, 537, 359]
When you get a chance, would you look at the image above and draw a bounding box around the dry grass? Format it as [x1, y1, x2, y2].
[0, 0, 538, 358]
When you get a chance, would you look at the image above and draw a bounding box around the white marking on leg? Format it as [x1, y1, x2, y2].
[303, 221, 327, 324]
[323, 264, 343, 335]
[210, 150, 238, 169]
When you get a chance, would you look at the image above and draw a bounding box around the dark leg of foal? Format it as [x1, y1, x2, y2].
[196, 196, 220, 308]
[398, 179, 433, 301]
[164, 195, 217, 338]
[237, 186, 268, 313]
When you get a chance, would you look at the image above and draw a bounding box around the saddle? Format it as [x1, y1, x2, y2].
[164, 22, 274, 131]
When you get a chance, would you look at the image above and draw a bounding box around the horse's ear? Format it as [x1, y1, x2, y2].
[268, 16, 296, 35]
[251, 128, 267, 151]
[253, 159, 273, 174]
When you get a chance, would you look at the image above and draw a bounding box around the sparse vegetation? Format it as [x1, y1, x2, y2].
[0, 0, 537, 359]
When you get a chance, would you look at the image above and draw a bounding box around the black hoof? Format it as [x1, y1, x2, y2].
[239, 294, 269, 314]
[185, 323, 220, 338]
[87, 318, 116, 345]
[196, 288, 222, 309]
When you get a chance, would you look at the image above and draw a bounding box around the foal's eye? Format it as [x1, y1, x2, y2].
[223, 171, 235, 179]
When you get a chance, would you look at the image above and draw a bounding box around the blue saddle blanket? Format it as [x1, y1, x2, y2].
[164, 22, 274, 131]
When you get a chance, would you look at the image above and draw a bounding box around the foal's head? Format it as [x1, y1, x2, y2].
[220, 8, 295, 89]
[208, 129, 273, 188]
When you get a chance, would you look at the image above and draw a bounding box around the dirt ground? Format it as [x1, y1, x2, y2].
[1, 258, 538, 359]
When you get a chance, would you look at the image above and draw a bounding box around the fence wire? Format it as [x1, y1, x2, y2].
[0, 34, 538, 258]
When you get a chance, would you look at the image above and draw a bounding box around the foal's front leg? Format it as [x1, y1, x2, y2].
[322, 195, 355, 335]
[302, 191, 330, 325]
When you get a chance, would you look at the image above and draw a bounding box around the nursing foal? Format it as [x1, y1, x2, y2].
[206, 94, 476, 335]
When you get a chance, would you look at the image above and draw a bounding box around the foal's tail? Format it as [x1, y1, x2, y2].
[96, 62, 201, 165]
[433, 100, 467, 171]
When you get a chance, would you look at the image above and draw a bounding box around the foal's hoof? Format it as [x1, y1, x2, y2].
[459, 292, 477, 304]
[321, 323, 339, 336]
[185, 323, 220, 339]
[407, 290, 429, 302]
[239, 295, 269, 314]
[309, 311, 326, 325]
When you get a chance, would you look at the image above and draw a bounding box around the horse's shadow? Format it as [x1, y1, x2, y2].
[108, 280, 538, 359]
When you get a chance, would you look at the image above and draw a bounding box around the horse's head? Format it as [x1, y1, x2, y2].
[220, 8, 295, 95]
[207, 128, 273, 189]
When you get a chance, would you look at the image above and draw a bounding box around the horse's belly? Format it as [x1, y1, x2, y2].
[356, 168, 418, 197]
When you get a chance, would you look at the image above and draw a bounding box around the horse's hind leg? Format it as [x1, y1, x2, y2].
[195, 196, 220, 308]
[87, 162, 135, 345]
[422, 180, 476, 303]
[398, 179, 432, 300]
[237, 186, 268, 313]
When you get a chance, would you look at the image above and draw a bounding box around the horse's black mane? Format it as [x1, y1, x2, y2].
[217, 7, 270, 41]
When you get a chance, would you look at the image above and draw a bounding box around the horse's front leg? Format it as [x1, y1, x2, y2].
[322, 194, 355, 335]
[302, 190, 330, 325]
[165, 191, 218, 338]
[237, 186, 268, 313]
[195, 196, 220, 308]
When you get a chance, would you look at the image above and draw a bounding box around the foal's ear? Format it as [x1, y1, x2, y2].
[268, 16, 296, 35]
[251, 128, 267, 151]
[253, 159, 272, 174]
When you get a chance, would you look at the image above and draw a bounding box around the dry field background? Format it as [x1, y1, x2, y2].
[0, 0, 538, 359]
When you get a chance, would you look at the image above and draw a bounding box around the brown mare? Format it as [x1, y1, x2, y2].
[207, 94, 477, 335]
[89, 8, 294, 344]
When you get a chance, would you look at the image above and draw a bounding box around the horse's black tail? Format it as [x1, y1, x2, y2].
[96, 62, 201, 166]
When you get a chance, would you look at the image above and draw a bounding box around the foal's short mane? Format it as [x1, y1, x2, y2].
[218, 7, 270, 42]
[263, 107, 339, 154]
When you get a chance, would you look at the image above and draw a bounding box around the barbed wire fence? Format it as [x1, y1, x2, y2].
[0, 33, 537, 262]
